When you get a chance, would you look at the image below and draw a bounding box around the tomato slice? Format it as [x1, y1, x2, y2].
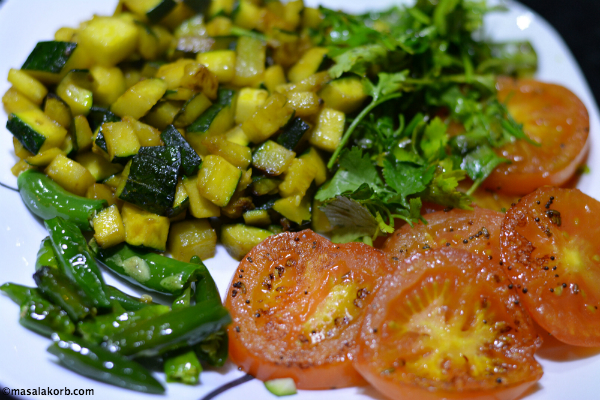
[501, 187, 600, 346]
[483, 77, 589, 195]
[355, 248, 543, 400]
[224, 229, 394, 389]
[381, 207, 503, 262]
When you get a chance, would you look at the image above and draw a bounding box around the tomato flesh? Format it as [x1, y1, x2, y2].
[501, 187, 600, 346]
[225, 229, 394, 389]
[382, 207, 503, 262]
[483, 77, 589, 195]
[355, 248, 542, 400]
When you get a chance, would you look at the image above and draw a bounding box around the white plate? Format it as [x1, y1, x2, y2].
[1, 1, 599, 399]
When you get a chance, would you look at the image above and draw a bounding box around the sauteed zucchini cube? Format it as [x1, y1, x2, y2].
[7, 109, 68, 155]
[221, 224, 272, 260]
[121, 203, 170, 252]
[197, 155, 242, 207]
[92, 205, 126, 249]
[168, 219, 217, 262]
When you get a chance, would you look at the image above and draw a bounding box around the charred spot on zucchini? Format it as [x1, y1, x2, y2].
[117, 146, 181, 216]
[160, 125, 202, 177]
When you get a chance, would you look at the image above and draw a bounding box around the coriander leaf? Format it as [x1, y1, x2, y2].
[320, 196, 379, 242]
[316, 148, 383, 201]
[461, 145, 509, 194]
[420, 117, 448, 161]
[382, 159, 434, 207]
[329, 45, 387, 79]
[422, 159, 472, 209]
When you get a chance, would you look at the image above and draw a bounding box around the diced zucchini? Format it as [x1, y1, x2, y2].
[267, 224, 284, 235]
[180, 63, 219, 100]
[182, 175, 221, 218]
[221, 192, 254, 219]
[45, 153, 96, 196]
[92, 205, 126, 249]
[160, 125, 202, 176]
[251, 175, 281, 196]
[182, 0, 211, 14]
[11, 159, 35, 177]
[319, 76, 367, 114]
[187, 88, 236, 154]
[7, 109, 68, 155]
[25, 147, 65, 168]
[164, 88, 196, 101]
[123, 0, 177, 23]
[288, 47, 328, 83]
[286, 91, 320, 117]
[233, 36, 266, 87]
[43, 94, 72, 131]
[277, 117, 310, 151]
[121, 202, 170, 252]
[168, 177, 189, 217]
[173, 92, 213, 128]
[20, 41, 78, 83]
[302, 7, 323, 29]
[168, 219, 217, 262]
[273, 194, 311, 224]
[242, 93, 294, 143]
[205, 18, 233, 37]
[225, 126, 250, 146]
[7, 68, 47, 105]
[60, 134, 76, 157]
[161, 2, 196, 30]
[88, 106, 121, 132]
[79, 17, 139, 67]
[308, 107, 345, 152]
[2, 87, 38, 115]
[124, 117, 163, 147]
[263, 64, 287, 93]
[117, 146, 181, 216]
[299, 147, 327, 186]
[143, 100, 182, 131]
[13, 136, 33, 159]
[312, 198, 332, 233]
[86, 183, 121, 208]
[278, 158, 317, 198]
[252, 140, 295, 176]
[156, 58, 196, 90]
[76, 152, 124, 182]
[56, 70, 94, 116]
[235, 88, 269, 124]
[197, 155, 241, 207]
[264, 378, 297, 397]
[197, 50, 236, 83]
[89, 65, 127, 107]
[201, 135, 252, 169]
[208, 0, 236, 17]
[232, 0, 261, 30]
[111, 78, 168, 119]
[283, 0, 304, 30]
[221, 224, 272, 260]
[243, 209, 271, 226]
[275, 71, 331, 95]
[102, 120, 141, 164]
[72, 116, 93, 153]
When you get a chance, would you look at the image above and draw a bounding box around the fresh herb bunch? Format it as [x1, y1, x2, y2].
[312, 0, 538, 243]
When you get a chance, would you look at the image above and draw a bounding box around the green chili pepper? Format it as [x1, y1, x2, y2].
[104, 300, 231, 358]
[48, 333, 165, 394]
[195, 329, 229, 367]
[92, 242, 210, 297]
[190, 255, 221, 304]
[45, 217, 111, 309]
[0, 282, 42, 305]
[105, 285, 155, 311]
[172, 286, 192, 310]
[36, 237, 59, 270]
[18, 170, 106, 231]
[77, 304, 171, 344]
[165, 350, 202, 385]
[33, 266, 94, 321]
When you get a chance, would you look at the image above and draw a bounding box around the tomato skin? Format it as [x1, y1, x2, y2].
[382, 207, 503, 262]
[355, 248, 542, 400]
[501, 187, 600, 346]
[483, 77, 589, 195]
[224, 230, 394, 389]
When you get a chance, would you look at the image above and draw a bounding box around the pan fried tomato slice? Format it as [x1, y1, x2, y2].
[483, 77, 589, 195]
[224, 229, 394, 389]
[381, 207, 503, 262]
[355, 248, 542, 400]
[501, 187, 600, 346]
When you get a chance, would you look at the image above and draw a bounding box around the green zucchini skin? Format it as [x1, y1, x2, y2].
[21, 41, 77, 74]
[160, 125, 202, 176]
[102, 300, 231, 358]
[117, 146, 181, 216]
[18, 170, 107, 231]
[182, 0, 211, 14]
[33, 266, 94, 321]
[187, 88, 235, 133]
[146, 0, 177, 23]
[6, 113, 47, 154]
[277, 117, 310, 151]
[45, 216, 111, 310]
[48, 333, 165, 394]
[88, 106, 121, 153]
[92, 242, 212, 296]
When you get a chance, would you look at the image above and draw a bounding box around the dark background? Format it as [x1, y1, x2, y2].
[0, 0, 598, 399]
